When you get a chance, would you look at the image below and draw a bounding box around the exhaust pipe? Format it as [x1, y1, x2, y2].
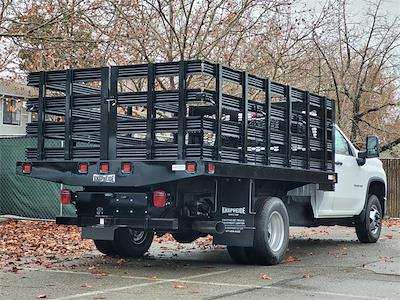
[192, 221, 225, 234]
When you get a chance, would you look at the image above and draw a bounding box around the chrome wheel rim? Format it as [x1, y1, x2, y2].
[369, 205, 381, 235]
[267, 211, 285, 252]
[128, 229, 147, 244]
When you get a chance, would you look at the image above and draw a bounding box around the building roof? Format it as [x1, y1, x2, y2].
[0, 79, 37, 98]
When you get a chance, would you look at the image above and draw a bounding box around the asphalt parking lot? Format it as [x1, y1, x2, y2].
[1, 224, 399, 300]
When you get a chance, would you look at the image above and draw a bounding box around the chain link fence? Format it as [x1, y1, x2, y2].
[0, 136, 76, 219]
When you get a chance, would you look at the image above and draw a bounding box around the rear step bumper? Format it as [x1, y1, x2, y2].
[56, 216, 179, 231]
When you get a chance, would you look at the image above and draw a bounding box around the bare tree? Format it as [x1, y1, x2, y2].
[312, 0, 400, 146]
[1, 0, 400, 153]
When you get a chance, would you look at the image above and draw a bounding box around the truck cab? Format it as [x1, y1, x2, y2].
[289, 125, 386, 243]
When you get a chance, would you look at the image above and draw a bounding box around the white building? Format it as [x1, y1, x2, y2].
[0, 80, 36, 136]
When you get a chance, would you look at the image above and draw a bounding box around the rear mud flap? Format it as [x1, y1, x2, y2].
[82, 226, 116, 240]
[213, 178, 255, 247]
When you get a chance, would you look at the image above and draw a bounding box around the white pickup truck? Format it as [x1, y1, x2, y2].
[289, 125, 387, 243]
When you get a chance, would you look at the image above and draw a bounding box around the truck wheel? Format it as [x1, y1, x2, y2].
[356, 194, 382, 243]
[93, 240, 116, 256]
[114, 228, 154, 258]
[253, 197, 289, 265]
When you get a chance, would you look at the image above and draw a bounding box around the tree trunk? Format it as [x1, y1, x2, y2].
[351, 99, 360, 142]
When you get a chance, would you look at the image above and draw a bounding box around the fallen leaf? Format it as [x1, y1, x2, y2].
[303, 274, 311, 278]
[37, 294, 47, 299]
[260, 273, 272, 280]
[385, 234, 393, 240]
[286, 255, 300, 263]
[9, 266, 18, 273]
[0, 220, 95, 271]
[378, 256, 394, 262]
[81, 283, 93, 288]
[174, 284, 187, 289]
[383, 218, 400, 228]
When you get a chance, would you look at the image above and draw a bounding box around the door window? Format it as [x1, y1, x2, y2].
[3, 97, 21, 125]
[335, 129, 352, 156]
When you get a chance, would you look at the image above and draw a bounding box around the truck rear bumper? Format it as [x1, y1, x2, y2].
[56, 216, 179, 231]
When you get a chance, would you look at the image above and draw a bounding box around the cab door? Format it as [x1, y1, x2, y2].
[315, 128, 366, 217]
[331, 128, 367, 215]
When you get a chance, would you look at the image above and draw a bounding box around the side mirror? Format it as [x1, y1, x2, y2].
[366, 135, 380, 158]
[356, 135, 380, 166]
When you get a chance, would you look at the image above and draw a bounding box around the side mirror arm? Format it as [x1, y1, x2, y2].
[357, 151, 366, 166]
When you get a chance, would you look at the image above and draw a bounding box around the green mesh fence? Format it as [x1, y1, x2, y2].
[0, 136, 76, 219]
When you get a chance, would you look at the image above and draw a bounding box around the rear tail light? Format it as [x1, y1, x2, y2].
[207, 163, 215, 174]
[78, 163, 88, 174]
[22, 163, 32, 174]
[60, 189, 72, 205]
[100, 162, 109, 173]
[153, 190, 167, 208]
[186, 162, 197, 173]
[121, 162, 132, 174]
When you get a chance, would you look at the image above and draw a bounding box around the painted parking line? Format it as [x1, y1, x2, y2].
[175, 279, 388, 300]
[51, 269, 231, 300]
[29, 268, 168, 282]
[23, 267, 390, 300]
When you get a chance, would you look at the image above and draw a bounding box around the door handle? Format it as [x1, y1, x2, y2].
[335, 161, 343, 166]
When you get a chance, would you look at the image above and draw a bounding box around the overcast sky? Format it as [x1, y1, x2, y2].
[298, 0, 400, 19]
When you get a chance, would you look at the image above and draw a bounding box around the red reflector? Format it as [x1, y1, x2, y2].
[78, 163, 88, 174]
[60, 189, 72, 205]
[207, 163, 215, 174]
[121, 162, 132, 173]
[100, 163, 109, 173]
[153, 190, 167, 208]
[186, 162, 196, 173]
[22, 163, 32, 174]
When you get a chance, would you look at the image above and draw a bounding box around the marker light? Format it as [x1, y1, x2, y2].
[78, 163, 88, 174]
[207, 163, 215, 174]
[186, 162, 197, 173]
[22, 163, 32, 174]
[100, 162, 109, 174]
[121, 162, 132, 174]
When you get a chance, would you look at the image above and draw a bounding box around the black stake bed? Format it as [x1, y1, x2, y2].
[21, 60, 335, 186]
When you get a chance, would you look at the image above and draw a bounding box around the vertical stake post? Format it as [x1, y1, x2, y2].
[146, 63, 156, 159]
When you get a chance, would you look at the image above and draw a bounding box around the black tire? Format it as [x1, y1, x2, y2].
[114, 228, 154, 258]
[252, 197, 289, 265]
[93, 240, 117, 256]
[356, 194, 382, 243]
